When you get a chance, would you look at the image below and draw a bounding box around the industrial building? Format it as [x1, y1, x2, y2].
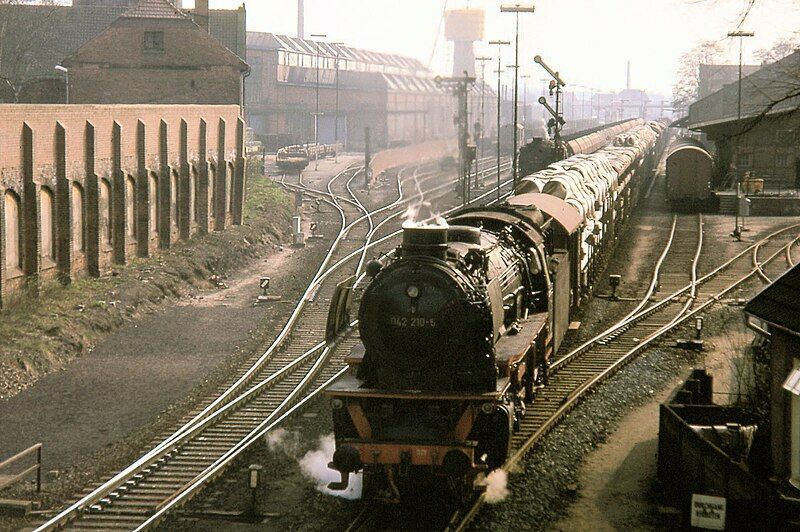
[245, 32, 493, 152]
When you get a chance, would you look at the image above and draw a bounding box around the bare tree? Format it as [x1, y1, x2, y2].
[754, 35, 800, 64]
[0, 0, 60, 102]
[672, 40, 727, 110]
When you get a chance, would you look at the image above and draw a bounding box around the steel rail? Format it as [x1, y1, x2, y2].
[551, 221, 800, 373]
[33, 163, 365, 531]
[451, 222, 799, 532]
[40, 160, 503, 530]
[139, 163, 518, 529]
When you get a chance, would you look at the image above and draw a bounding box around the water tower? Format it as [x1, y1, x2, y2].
[444, 9, 485, 76]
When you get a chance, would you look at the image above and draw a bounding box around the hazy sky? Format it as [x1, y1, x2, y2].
[188, 0, 800, 96]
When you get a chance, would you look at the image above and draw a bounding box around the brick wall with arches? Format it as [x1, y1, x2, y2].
[0, 104, 246, 307]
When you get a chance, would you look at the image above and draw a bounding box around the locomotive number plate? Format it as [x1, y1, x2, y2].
[388, 316, 437, 328]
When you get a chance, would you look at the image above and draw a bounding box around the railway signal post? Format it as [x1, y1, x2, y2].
[534, 55, 566, 158]
[489, 40, 510, 200]
[500, 3, 536, 187]
[435, 73, 476, 205]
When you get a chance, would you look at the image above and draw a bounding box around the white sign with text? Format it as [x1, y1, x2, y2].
[691, 493, 726, 530]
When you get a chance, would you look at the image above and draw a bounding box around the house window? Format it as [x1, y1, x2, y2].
[776, 153, 790, 168]
[736, 152, 753, 168]
[144, 31, 165, 52]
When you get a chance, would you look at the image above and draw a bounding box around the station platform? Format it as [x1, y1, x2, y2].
[714, 189, 800, 216]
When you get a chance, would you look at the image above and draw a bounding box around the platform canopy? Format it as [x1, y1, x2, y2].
[506, 193, 583, 234]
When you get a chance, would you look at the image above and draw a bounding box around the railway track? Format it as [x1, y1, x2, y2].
[447, 219, 800, 531]
[345, 215, 800, 532]
[35, 156, 513, 531]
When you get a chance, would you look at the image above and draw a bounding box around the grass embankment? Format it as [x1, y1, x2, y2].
[0, 159, 292, 399]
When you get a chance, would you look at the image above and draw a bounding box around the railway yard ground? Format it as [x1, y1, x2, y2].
[0, 155, 362, 530]
[133, 168, 800, 530]
[2, 150, 798, 531]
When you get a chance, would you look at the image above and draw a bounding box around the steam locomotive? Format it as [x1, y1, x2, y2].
[324, 120, 667, 501]
[518, 118, 645, 177]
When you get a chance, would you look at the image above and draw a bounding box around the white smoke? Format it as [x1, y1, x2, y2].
[484, 469, 510, 504]
[265, 428, 302, 456]
[533, 117, 549, 139]
[299, 434, 363, 500]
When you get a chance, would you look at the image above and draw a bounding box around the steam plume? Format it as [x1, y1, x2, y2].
[299, 434, 362, 500]
[484, 469, 510, 504]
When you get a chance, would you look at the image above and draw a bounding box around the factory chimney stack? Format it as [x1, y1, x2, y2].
[297, 0, 305, 39]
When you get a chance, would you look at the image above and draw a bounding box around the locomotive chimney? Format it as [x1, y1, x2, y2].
[401, 225, 448, 260]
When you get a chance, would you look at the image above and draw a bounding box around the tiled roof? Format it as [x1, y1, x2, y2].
[121, 0, 186, 20]
[744, 263, 800, 336]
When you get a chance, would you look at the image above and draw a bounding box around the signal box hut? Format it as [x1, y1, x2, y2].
[744, 263, 800, 494]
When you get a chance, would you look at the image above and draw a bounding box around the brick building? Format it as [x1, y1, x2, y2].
[698, 63, 760, 99]
[0, 104, 245, 308]
[0, 0, 245, 104]
[61, 0, 248, 106]
[687, 51, 800, 188]
[245, 33, 490, 151]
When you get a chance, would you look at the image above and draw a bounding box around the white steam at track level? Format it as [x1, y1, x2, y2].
[299, 434, 363, 500]
[484, 469, 510, 504]
[264, 430, 362, 500]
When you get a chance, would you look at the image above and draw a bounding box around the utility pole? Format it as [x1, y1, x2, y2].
[364, 127, 371, 190]
[476, 55, 492, 178]
[728, 30, 755, 121]
[329, 41, 344, 160]
[521, 74, 530, 131]
[310, 33, 327, 170]
[490, 40, 510, 200]
[500, 3, 535, 188]
[435, 73, 476, 206]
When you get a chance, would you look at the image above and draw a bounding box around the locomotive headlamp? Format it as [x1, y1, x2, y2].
[331, 398, 344, 410]
[481, 402, 494, 415]
[406, 285, 420, 298]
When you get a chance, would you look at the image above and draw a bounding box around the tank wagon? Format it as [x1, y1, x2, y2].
[324, 120, 667, 502]
[665, 137, 714, 211]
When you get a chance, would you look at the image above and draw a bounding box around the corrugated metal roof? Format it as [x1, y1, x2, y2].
[744, 263, 800, 336]
[121, 0, 186, 20]
[248, 33, 427, 74]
